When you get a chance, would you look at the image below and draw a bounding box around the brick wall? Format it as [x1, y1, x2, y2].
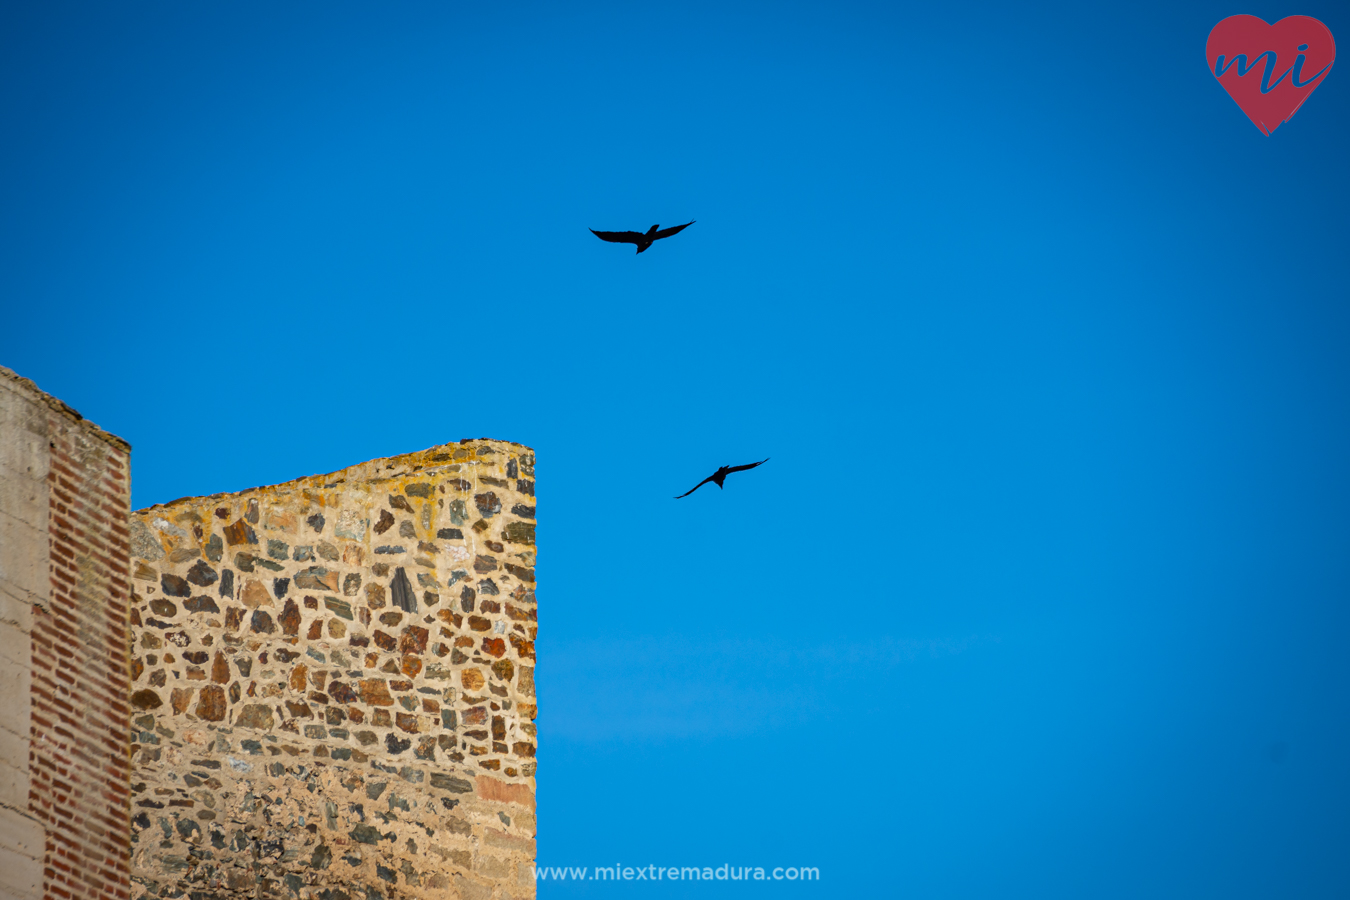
[1, 366, 133, 900]
[128, 441, 538, 900]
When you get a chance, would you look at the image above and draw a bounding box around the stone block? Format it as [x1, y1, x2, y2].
[0, 509, 47, 606]
[0, 805, 42, 900]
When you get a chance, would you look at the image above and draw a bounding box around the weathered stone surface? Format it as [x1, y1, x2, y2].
[295, 566, 339, 592]
[478, 775, 535, 808]
[324, 597, 353, 620]
[240, 579, 271, 609]
[204, 533, 223, 561]
[223, 519, 256, 545]
[169, 687, 194, 715]
[185, 560, 218, 586]
[196, 686, 227, 721]
[131, 518, 165, 560]
[359, 679, 395, 706]
[504, 563, 535, 583]
[335, 510, 366, 540]
[149, 598, 178, 617]
[279, 599, 301, 636]
[234, 704, 275, 729]
[127, 440, 538, 900]
[131, 689, 162, 710]
[211, 651, 230, 684]
[161, 574, 191, 597]
[391, 567, 416, 612]
[504, 522, 535, 545]
[400, 627, 429, 655]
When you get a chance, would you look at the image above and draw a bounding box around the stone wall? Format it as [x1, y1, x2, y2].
[0, 365, 133, 900]
[127, 442, 538, 900]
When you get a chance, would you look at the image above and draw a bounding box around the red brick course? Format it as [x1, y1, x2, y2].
[28, 410, 132, 900]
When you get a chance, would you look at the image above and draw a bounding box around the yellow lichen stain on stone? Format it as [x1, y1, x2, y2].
[128, 439, 537, 900]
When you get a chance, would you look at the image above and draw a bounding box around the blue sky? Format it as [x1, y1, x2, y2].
[3, 1, 1349, 896]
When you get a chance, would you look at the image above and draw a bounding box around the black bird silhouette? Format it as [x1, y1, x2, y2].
[590, 221, 694, 254]
[674, 458, 769, 498]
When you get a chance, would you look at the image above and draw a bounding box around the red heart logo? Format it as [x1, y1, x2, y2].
[1206, 15, 1335, 134]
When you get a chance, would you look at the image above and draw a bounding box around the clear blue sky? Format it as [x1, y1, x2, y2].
[3, 2, 1349, 896]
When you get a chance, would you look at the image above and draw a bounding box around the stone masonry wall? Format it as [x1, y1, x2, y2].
[128, 441, 538, 900]
[1, 365, 133, 900]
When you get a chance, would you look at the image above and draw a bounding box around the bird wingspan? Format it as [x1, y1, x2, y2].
[591, 229, 645, 244]
[653, 220, 695, 240]
[673, 473, 717, 499]
[724, 458, 769, 474]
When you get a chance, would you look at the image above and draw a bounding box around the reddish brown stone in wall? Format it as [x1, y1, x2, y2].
[170, 688, 194, 715]
[279, 598, 301, 636]
[131, 689, 163, 710]
[286, 700, 313, 719]
[328, 681, 357, 703]
[196, 686, 227, 722]
[399, 626, 429, 655]
[477, 775, 535, 809]
[224, 518, 256, 545]
[359, 679, 395, 706]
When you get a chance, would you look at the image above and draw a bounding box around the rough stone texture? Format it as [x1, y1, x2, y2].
[129, 441, 538, 900]
[0, 365, 133, 900]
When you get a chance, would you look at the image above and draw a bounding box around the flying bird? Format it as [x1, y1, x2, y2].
[591, 221, 695, 254]
[674, 458, 769, 499]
